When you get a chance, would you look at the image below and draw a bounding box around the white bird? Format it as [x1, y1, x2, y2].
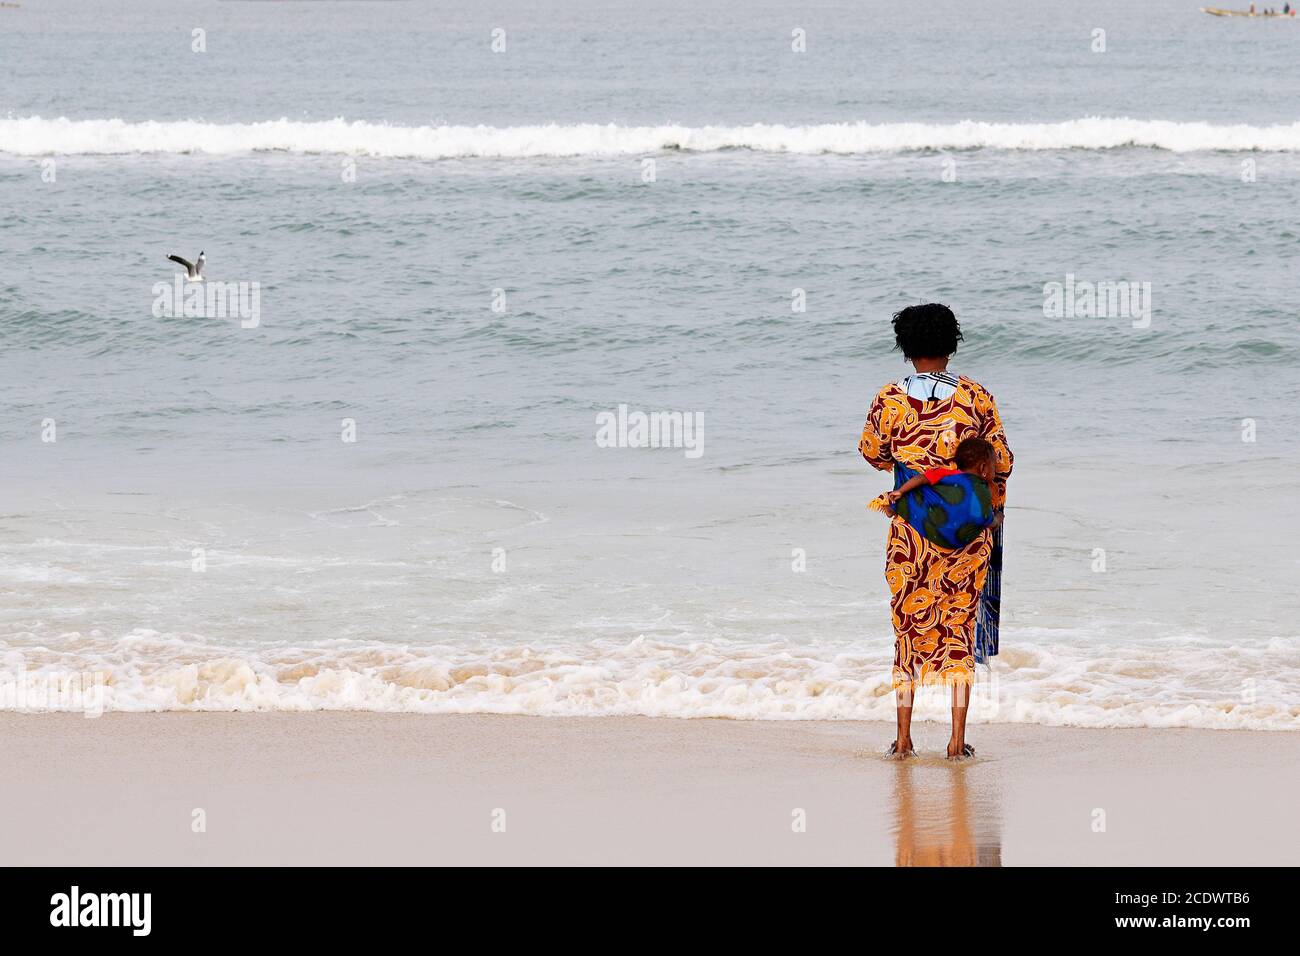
[167, 250, 205, 282]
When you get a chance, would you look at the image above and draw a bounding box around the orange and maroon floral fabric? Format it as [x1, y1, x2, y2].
[859, 376, 1013, 689]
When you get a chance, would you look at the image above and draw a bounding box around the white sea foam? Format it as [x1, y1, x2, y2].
[6, 116, 1300, 157]
[2, 630, 1296, 730]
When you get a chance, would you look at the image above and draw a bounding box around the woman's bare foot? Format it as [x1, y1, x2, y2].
[888, 739, 916, 759]
[946, 741, 975, 760]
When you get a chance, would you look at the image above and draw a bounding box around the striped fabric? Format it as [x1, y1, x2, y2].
[975, 525, 1002, 665]
[899, 370, 961, 402]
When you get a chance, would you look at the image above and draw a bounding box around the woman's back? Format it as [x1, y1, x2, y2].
[860, 374, 1012, 509]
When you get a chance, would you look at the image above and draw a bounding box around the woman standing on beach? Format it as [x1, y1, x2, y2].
[859, 304, 1013, 759]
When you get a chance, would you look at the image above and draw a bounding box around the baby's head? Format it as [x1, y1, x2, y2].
[954, 437, 996, 483]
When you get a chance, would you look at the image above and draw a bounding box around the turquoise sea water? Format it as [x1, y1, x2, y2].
[1, 0, 1297, 726]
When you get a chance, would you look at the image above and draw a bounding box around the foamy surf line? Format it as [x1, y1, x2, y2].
[3, 632, 1297, 730]
[5, 116, 1300, 157]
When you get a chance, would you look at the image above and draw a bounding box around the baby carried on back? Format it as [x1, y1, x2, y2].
[867, 436, 1003, 548]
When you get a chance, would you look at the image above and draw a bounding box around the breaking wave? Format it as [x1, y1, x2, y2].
[3, 630, 1297, 730]
[6, 116, 1300, 157]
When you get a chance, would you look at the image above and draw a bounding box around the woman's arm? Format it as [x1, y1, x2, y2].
[858, 388, 897, 472]
[979, 390, 1014, 507]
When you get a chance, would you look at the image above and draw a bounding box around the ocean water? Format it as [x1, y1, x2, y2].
[2, 0, 1298, 728]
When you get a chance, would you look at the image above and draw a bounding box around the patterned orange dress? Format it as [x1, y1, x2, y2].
[859, 376, 1013, 690]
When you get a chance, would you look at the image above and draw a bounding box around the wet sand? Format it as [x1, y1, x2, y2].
[1, 714, 1294, 865]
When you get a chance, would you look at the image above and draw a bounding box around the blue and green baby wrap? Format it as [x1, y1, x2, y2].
[891, 463, 995, 550]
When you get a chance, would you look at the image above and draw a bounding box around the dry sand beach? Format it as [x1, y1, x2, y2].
[2, 714, 1293, 866]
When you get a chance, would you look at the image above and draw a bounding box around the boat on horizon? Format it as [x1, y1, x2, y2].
[1201, 5, 1297, 15]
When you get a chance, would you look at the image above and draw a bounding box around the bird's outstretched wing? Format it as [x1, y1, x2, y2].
[167, 254, 194, 272]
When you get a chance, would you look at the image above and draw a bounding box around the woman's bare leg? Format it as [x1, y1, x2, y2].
[893, 683, 915, 757]
[947, 681, 971, 758]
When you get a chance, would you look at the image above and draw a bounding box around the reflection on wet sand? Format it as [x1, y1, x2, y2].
[893, 761, 1001, 866]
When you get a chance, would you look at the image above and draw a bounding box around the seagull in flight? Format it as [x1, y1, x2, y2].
[167, 250, 205, 282]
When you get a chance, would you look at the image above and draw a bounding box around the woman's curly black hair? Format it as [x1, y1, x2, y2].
[891, 303, 963, 360]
